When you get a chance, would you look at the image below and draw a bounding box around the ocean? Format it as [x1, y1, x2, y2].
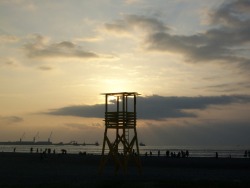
[0, 144, 249, 158]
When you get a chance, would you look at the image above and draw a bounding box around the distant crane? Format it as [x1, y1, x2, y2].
[33, 132, 39, 142]
[48, 132, 52, 142]
[20, 132, 25, 142]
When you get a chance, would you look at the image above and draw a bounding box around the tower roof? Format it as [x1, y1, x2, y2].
[101, 92, 140, 96]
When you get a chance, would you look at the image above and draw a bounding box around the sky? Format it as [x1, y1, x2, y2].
[0, 0, 250, 146]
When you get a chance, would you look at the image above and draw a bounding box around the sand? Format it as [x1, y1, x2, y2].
[0, 152, 250, 187]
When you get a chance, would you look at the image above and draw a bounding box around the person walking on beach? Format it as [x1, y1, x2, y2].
[166, 150, 170, 157]
[215, 152, 219, 159]
[244, 150, 247, 157]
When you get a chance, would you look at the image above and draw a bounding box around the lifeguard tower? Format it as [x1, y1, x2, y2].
[99, 92, 142, 174]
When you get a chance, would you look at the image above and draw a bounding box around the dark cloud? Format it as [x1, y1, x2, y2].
[47, 104, 104, 118]
[24, 34, 112, 60]
[137, 95, 250, 119]
[46, 95, 250, 120]
[209, 0, 250, 27]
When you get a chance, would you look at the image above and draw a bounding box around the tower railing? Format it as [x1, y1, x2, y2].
[105, 112, 136, 128]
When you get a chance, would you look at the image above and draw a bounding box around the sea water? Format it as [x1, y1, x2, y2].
[0, 144, 249, 158]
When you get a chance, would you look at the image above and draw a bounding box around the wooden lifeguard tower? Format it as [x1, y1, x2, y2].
[99, 92, 142, 174]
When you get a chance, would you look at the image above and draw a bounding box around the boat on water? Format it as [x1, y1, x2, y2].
[82, 141, 99, 146]
[139, 142, 146, 146]
[59, 141, 100, 146]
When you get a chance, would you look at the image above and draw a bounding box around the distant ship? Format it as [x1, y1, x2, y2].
[139, 142, 146, 146]
[0, 141, 100, 146]
[0, 132, 53, 145]
[82, 141, 99, 146]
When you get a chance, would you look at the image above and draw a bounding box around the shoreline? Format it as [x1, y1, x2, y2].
[1, 144, 249, 159]
[0, 152, 250, 187]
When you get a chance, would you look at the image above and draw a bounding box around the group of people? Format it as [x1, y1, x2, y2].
[30, 147, 56, 154]
[145, 150, 190, 158]
[13, 147, 90, 156]
[166, 150, 189, 158]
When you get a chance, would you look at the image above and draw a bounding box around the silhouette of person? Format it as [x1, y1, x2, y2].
[178, 152, 181, 158]
[158, 150, 160, 157]
[244, 150, 247, 157]
[181, 150, 184, 158]
[166, 150, 170, 157]
[215, 152, 218, 159]
[61, 149, 67, 154]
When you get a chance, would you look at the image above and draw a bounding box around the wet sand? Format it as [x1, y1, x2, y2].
[0, 152, 250, 187]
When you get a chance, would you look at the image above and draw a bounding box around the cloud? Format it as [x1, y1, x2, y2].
[64, 123, 89, 130]
[74, 36, 102, 42]
[0, 57, 19, 67]
[38, 65, 53, 71]
[24, 34, 114, 60]
[209, 0, 250, 27]
[104, 1, 250, 71]
[124, 0, 141, 5]
[145, 0, 250, 68]
[138, 95, 250, 119]
[0, 116, 23, 125]
[64, 122, 102, 130]
[194, 81, 250, 93]
[104, 14, 169, 35]
[46, 95, 250, 120]
[0, 35, 19, 43]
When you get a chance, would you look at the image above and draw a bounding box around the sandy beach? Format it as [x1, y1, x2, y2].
[0, 152, 250, 187]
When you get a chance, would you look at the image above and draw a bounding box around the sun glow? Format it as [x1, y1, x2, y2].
[102, 79, 133, 93]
